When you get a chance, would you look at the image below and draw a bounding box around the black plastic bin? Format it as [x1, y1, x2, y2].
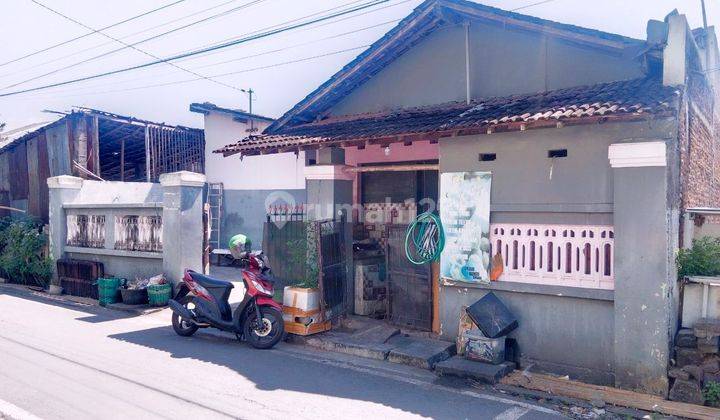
[120, 288, 148, 305]
[465, 292, 518, 338]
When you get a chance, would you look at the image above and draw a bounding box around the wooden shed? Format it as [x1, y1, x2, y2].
[0, 108, 204, 223]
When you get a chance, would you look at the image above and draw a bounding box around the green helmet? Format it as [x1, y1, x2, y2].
[229, 233, 251, 251]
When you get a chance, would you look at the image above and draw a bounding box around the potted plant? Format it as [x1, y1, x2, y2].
[283, 226, 320, 315]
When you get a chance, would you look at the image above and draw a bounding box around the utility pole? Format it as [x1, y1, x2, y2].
[248, 88, 255, 133]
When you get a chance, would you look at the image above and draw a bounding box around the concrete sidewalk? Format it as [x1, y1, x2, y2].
[292, 316, 516, 384]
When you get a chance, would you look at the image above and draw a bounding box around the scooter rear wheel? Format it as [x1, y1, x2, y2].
[172, 296, 199, 337]
[244, 307, 284, 349]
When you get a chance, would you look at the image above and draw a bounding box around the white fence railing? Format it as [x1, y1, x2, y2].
[489, 223, 614, 290]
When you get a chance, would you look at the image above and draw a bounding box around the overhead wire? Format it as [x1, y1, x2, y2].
[6, 0, 413, 97]
[3, 0, 267, 91]
[43, 17, 400, 96]
[25, 0, 264, 93]
[0, 0, 241, 80]
[0, 0, 186, 68]
[510, 0, 557, 11]
[169, 0, 414, 65]
[25, 45, 372, 100]
[0, 0, 390, 98]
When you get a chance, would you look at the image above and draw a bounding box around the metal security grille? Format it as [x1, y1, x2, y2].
[318, 215, 348, 319]
[263, 220, 308, 285]
[385, 224, 432, 331]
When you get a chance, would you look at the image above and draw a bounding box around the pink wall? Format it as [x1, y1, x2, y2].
[343, 141, 439, 205]
[344, 141, 438, 166]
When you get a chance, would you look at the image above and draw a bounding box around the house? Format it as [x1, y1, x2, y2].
[0, 107, 204, 223]
[190, 102, 307, 249]
[216, 0, 720, 396]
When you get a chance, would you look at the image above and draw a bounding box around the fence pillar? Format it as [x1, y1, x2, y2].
[160, 171, 206, 285]
[47, 176, 84, 284]
[609, 141, 677, 396]
[304, 147, 354, 312]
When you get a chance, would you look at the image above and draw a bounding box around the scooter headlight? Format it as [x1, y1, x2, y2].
[251, 278, 273, 296]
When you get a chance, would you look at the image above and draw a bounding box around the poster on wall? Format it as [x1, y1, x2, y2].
[440, 172, 492, 284]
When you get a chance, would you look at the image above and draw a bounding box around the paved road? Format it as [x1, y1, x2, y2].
[0, 286, 565, 420]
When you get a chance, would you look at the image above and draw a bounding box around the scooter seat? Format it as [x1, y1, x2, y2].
[188, 271, 234, 289]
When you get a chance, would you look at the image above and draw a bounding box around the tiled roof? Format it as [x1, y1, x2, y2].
[266, 0, 645, 133]
[215, 77, 679, 156]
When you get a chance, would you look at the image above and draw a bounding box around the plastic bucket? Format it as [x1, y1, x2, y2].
[147, 283, 172, 307]
[97, 277, 121, 306]
[120, 288, 148, 305]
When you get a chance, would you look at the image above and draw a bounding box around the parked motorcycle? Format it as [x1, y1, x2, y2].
[168, 252, 284, 349]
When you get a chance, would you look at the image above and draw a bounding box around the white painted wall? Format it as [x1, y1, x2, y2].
[203, 112, 306, 190]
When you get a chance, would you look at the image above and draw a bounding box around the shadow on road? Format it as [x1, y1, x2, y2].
[108, 325, 483, 419]
[1, 285, 141, 323]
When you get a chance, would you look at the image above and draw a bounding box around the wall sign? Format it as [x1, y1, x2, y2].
[440, 171, 492, 283]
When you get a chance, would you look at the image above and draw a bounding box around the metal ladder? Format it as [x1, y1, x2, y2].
[207, 183, 224, 250]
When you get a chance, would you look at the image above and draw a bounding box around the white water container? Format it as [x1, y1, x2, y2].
[283, 286, 320, 312]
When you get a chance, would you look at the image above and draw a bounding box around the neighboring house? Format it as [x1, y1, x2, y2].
[0, 107, 204, 223]
[216, 0, 720, 397]
[190, 102, 307, 248]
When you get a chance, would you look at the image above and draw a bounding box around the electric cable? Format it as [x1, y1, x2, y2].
[0, 0, 389, 98]
[4, 0, 267, 91]
[0, 0, 186, 68]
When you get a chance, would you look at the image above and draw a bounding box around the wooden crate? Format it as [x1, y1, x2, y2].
[284, 320, 331, 336]
[282, 306, 330, 336]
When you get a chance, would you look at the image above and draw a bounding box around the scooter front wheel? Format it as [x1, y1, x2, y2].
[172, 296, 199, 337]
[244, 306, 284, 349]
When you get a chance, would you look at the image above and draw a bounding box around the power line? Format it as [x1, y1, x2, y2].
[0, 0, 389, 98]
[511, 0, 557, 11]
[187, 20, 398, 71]
[169, 0, 413, 65]
[4, 0, 267, 90]
[0, 0, 186, 69]
[30, 45, 371, 100]
[172, 0, 369, 60]
[26, 0, 258, 93]
[23, 18, 400, 97]
[0, 0, 240, 80]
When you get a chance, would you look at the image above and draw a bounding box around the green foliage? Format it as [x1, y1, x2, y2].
[286, 233, 319, 289]
[0, 218, 53, 288]
[677, 236, 720, 279]
[704, 381, 720, 406]
[285, 222, 319, 289]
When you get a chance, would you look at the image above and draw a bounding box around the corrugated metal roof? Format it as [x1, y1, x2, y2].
[0, 118, 62, 151]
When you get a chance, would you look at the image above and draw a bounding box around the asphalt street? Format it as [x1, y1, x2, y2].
[0, 286, 565, 419]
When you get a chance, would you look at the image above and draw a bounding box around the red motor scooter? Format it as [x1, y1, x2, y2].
[168, 252, 284, 349]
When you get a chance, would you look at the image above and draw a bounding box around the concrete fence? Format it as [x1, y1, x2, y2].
[47, 171, 206, 286]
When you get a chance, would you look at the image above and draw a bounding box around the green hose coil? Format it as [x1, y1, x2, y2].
[405, 211, 445, 265]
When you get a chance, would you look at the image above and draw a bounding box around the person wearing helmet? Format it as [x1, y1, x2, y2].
[228, 233, 252, 260]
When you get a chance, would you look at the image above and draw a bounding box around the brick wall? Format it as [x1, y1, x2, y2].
[680, 76, 720, 210]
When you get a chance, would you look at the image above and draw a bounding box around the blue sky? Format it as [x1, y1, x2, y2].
[0, 0, 715, 128]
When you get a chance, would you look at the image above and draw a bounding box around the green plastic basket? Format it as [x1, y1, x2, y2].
[147, 283, 172, 307]
[97, 277, 121, 306]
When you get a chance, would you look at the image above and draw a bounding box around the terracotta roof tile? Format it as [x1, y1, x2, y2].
[216, 77, 679, 156]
